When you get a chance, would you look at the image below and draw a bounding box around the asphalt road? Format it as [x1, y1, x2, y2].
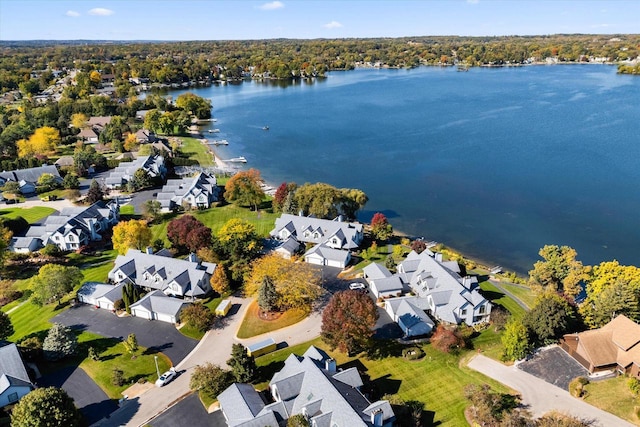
[53, 304, 198, 365]
[39, 366, 118, 425]
[148, 394, 226, 427]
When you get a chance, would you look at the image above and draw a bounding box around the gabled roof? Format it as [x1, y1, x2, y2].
[0, 342, 33, 395]
[156, 172, 217, 209]
[271, 213, 363, 250]
[275, 236, 302, 255]
[77, 282, 120, 301]
[363, 263, 392, 280]
[0, 165, 61, 185]
[218, 383, 266, 424]
[305, 244, 350, 264]
[130, 290, 188, 317]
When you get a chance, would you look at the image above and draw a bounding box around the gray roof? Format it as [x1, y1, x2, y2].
[9, 237, 42, 251]
[271, 213, 363, 250]
[105, 155, 165, 187]
[218, 383, 266, 424]
[386, 297, 434, 337]
[305, 244, 350, 264]
[129, 290, 188, 317]
[78, 282, 117, 300]
[0, 342, 33, 395]
[0, 165, 61, 186]
[156, 171, 217, 210]
[363, 263, 392, 280]
[54, 156, 75, 167]
[274, 237, 302, 255]
[370, 276, 404, 294]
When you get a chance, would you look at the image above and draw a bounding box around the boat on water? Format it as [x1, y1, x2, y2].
[210, 139, 229, 145]
[227, 156, 247, 163]
[209, 128, 220, 133]
[262, 126, 269, 131]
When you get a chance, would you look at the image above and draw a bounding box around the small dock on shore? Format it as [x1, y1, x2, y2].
[209, 139, 229, 145]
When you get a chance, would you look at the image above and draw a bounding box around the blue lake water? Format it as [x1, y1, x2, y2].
[166, 65, 640, 274]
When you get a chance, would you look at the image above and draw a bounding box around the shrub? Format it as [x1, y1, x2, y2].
[112, 368, 124, 386]
[628, 378, 640, 396]
[569, 376, 589, 398]
[0, 280, 22, 307]
[402, 346, 425, 360]
[40, 244, 62, 257]
[114, 299, 125, 311]
[431, 324, 466, 354]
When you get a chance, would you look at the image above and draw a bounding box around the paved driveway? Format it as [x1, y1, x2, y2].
[468, 354, 634, 427]
[149, 394, 226, 427]
[39, 366, 118, 425]
[517, 346, 588, 390]
[52, 304, 198, 365]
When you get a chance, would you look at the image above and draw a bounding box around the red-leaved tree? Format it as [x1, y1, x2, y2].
[167, 215, 212, 253]
[321, 290, 378, 354]
[371, 212, 393, 241]
[430, 324, 466, 353]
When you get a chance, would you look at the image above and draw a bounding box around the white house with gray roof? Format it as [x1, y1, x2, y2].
[104, 155, 166, 189]
[0, 342, 34, 408]
[16, 200, 119, 252]
[156, 171, 218, 212]
[271, 213, 363, 268]
[77, 282, 124, 311]
[108, 249, 214, 299]
[129, 290, 188, 323]
[218, 346, 394, 427]
[0, 165, 62, 195]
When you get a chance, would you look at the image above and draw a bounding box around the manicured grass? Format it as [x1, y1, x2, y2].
[180, 137, 214, 166]
[119, 204, 135, 215]
[0, 206, 55, 223]
[255, 337, 511, 426]
[236, 300, 308, 339]
[584, 376, 639, 424]
[479, 280, 526, 321]
[178, 324, 206, 340]
[497, 282, 537, 309]
[7, 299, 68, 342]
[78, 331, 172, 399]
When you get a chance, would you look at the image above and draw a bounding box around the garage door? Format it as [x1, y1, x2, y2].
[132, 308, 152, 320]
[79, 295, 97, 306]
[155, 312, 175, 323]
[305, 255, 324, 266]
[326, 259, 344, 268]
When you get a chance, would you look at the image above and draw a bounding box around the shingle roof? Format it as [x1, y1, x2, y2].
[129, 290, 187, 317]
[0, 342, 33, 394]
[218, 383, 266, 423]
[271, 213, 362, 250]
[305, 244, 350, 264]
[363, 263, 392, 280]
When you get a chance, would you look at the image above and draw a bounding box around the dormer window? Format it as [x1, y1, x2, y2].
[479, 305, 486, 314]
[461, 309, 467, 316]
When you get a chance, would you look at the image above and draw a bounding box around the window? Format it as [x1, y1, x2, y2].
[8, 392, 18, 403]
[479, 305, 486, 314]
[461, 309, 467, 316]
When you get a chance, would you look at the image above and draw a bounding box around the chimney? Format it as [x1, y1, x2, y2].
[325, 358, 336, 373]
[145, 247, 153, 255]
[188, 253, 199, 263]
[337, 215, 343, 222]
[371, 409, 384, 427]
[298, 209, 304, 217]
[435, 253, 443, 262]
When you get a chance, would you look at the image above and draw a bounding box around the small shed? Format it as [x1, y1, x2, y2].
[215, 299, 231, 316]
[247, 338, 277, 357]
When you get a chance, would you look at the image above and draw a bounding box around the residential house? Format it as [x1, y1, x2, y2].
[270, 213, 363, 268]
[21, 200, 119, 252]
[218, 346, 395, 427]
[77, 282, 124, 310]
[129, 290, 189, 323]
[77, 127, 100, 144]
[54, 156, 75, 169]
[104, 155, 166, 189]
[9, 237, 42, 254]
[156, 172, 218, 212]
[561, 315, 640, 376]
[108, 249, 215, 299]
[0, 165, 62, 195]
[274, 237, 303, 259]
[384, 297, 435, 337]
[0, 342, 34, 408]
[362, 263, 404, 298]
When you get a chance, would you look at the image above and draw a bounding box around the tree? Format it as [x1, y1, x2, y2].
[0, 311, 14, 340]
[0, 225, 12, 270]
[85, 179, 105, 204]
[127, 168, 153, 192]
[11, 387, 82, 427]
[410, 239, 427, 254]
[43, 323, 78, 361]
[273, 182, 297, 213]
[143, 109, 162, 133]
[2, 181, 20, 199]
[112, 219, 153, 255]
[142, 200, 162, 222]
[430, 325, 466, 353]
[112, 368, 125, 386]
[210, 265, 230, 295]
[501, 319, 531, 361]
[181, 303, 215, 332]
[167, 215, 212, 253]
[70, 113, 88, 129]
[528, 245, 587, 300]
[215, 218, 262, 264]
[37, 173, 59, 193]
[176, 92, 212, 119]
[227, 343, 257, 382]
[122, 333, 139, 357]
[371, 212, 393, 241]
[190, 362, 233, 398]
[523, 293, 577, 346]
[580, 260, 640, 327]
[31, 264, 83, 306]
[224, 168, 265, 211]
[287, 414, 310, 427]
[122, 282, 141, 314]
[17, 126, 61, 157]
[244, 253, 322, 311]
[89, 70, 102, 86]
[123, 133, 139, 152]
[62, 173, 80, 189]
[257, 275, 278, 312]
[321, 290, 378, 354]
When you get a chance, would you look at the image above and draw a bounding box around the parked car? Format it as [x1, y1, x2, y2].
[155, 367, 176, 387]
[349, 282, 366, 290]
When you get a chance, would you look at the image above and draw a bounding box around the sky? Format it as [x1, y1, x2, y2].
[0, 0, 638, 41]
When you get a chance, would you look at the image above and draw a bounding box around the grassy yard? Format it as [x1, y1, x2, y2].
[236, 300, 308, 339]
[479, 280, 527, 321]
[0, 206, 55, 223]
[119, 204, 136, 215]
[496, 281, 537, 309]
[254, 336, 511, 426]
[180, 137, 214, 166]
[584, 376, 639, 424]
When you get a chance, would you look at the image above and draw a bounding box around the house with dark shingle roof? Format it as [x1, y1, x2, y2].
[218, 346, 394, 427]
[156, 172, 218, 212]
[562, 315, 640, 376]
[0, 342, 34, 408]
[108, 249, 215, 300]
[104, 155, 166, 189]
[0, 165, 62, 195]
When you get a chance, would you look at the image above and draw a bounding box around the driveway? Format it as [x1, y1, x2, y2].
[52, 304, 198, 365]
[127, 189, 159, 214]
[148, 394, 226, 427]
[517, 346, 588, 390]
[468, 354, 634, 427]
[39, 366, 118, 425]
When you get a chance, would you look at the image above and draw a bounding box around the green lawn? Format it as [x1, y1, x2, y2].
[584, 376, 639, 424]
[496, 282, 537, 309]
[255, 337, 511, 426]
[479, 280, 527, 320]
[0, 206, 56, 223]
[119, 204, 136, 215]
[180, 137, 214, 166]
[7, 299, 68, 342]
[237, 301, 308, 339]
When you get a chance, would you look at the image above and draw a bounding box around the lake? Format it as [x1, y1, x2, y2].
[165, 65, 640, 274]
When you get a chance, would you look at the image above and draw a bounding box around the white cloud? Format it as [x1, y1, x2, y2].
[66, 10, 80, 17]
[259, 1, 284, 11]
[88, 8, 114, 16]
[323, 21, 343, 29]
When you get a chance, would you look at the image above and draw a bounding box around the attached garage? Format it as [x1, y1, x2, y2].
[129, 290, 188, 324]
[304, 244, 351, 269]
[77, 282, 122, 309]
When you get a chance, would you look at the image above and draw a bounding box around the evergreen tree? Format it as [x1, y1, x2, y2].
[227, 343, 257, 383]
[257, 275, 278, 312]
[501, 319, 531, 362]
[0, 311, 14, 340]
[43, 323, 78, 361]
[85, 179, 104, 204]
[282, 190, 297, 214]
